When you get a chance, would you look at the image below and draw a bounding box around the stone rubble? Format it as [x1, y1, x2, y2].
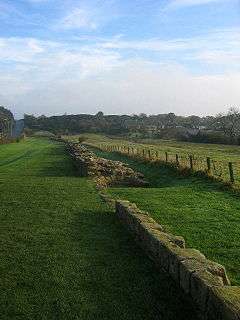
[67, 143, 149, 188]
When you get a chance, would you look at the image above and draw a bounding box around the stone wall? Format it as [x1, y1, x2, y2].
[67, 143, 88, 176]
[67, 142, 149, 188]
[67, 141, 240, 318]
[115, 200, 240, 320]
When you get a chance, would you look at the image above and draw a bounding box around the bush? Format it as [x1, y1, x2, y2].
[78, 136, 87, 144]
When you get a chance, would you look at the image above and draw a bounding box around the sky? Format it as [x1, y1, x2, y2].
[0, 0, 240, 118]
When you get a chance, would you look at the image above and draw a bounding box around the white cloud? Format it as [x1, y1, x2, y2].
[99, 27, 240, 54]
[0, 37, 59, 62]
[194, 50, 240, 66]
[96, 27, 240, 73]
[0, 27, 239, 118]
[7, 60, 240, 118]
[60, 8, 97, 30]
[57, 1, 120, 31]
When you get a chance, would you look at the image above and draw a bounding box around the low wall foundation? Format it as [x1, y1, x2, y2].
[115, 200, 240, 320]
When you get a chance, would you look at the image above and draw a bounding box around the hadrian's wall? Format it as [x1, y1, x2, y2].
[115, 200, 240, 320]
[66, 142, 240, 320]
[67, 142, 149, 188]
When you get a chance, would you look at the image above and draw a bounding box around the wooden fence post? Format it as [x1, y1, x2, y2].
[176, 154, 179, 167]
[155, 151, 159, 159]
[228, 162, 234, 183]
[189, 155, 193, 170]
[148, 150, 151, 159]
[165, 152, 168, 163]
[142, 149, 145, 157]
[206, 157, 211, 173]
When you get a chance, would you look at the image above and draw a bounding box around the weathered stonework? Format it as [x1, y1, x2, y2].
[67, 143, 149, 188]
[67, 141, 240, 319]
[115, 200, 240, 320]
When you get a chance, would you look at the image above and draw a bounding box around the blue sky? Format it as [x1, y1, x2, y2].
[0, 0, 240, 118]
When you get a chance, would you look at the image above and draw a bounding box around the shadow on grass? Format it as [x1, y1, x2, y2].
[89, 147, 240, 286]
[90, 146, 225, 192]
[69, 208, 200, 320]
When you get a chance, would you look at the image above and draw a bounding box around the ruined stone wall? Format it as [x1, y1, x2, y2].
[67, 142, 88, 176]
[115, 200, 240, 320]
[67, 142, 149, 188]
[67, 141, 240, 319]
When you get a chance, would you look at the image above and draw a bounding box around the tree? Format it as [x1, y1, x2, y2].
[95, 111, 104, 119]
[165, 113, 176, 128]
[214, 108, 240, 138]
[0, 106, 14, 138]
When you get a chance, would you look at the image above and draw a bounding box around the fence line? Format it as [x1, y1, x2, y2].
[91, 142, 238, 185]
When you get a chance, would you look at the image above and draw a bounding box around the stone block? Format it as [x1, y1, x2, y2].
[179, 258, 206, 295]
[168, 247, 206, 284]
[190, 269, 224, 313]
[206, 286, 240, 320]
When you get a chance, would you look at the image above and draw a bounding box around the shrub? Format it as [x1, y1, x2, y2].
[78, 136, 87, 144]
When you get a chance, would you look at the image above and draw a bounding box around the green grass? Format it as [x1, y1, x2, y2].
[68, 133, 240, 184]
[66, 133, 240, 162]
[0, 138, 198, 320]
[92, 147, 240, 287]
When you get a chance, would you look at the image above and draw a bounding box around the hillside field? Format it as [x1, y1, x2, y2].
[64, 134, 240, 286]
[90, 146, 240, 286]
[67, 134, 240, 184]
[67, 133, 240, 162]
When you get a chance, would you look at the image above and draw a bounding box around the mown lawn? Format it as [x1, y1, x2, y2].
[0, 138, 198, 320]
[92, 148, 240, 286]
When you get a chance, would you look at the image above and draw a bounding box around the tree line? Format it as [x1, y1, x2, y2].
[0, 106, 15, 139]
[22, 107, 240, 145]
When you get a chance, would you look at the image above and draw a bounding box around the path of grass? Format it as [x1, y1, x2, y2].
[0, 138, 198, 320]
[92, 147, 240, 286]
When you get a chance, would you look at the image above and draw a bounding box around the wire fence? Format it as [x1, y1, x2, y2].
[88, 142, 240, 185]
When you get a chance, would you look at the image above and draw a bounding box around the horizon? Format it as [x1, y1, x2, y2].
[19, 109, 220, 120]
[1, 0, 240, 118]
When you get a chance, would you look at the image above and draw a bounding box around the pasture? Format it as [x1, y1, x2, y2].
[71, 133, 240, 185]
[0, 138, 197, 319]
[88, 143, 240, 286]
[67, 133, 240, 161]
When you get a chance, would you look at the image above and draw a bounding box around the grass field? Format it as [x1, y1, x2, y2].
[0, 138, 198, 319]
[70, 133, 240, 184]
[67, 133, 240, 161]
[91, 147, 240, 287]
